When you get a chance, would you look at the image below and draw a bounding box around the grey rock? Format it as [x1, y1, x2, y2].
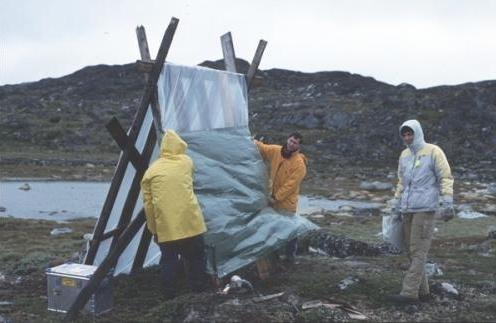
[50, 227, 73, 236]
[404, 304, 419, 315]
[308, 230, 383, 258]
[339, 205, 353, 212]
[337, 276, 360, 290]
[424, 262, 443, 277]
[322, 112, 354, 129]
[488, 226, 496, 239]
[457, 210, 487, 219]
[466, 173, 478, 180]
[440, 282, 459, 295]
[285, 293, 300, 307]
[432, 282, 461, 300]
[359, 181, 393, 191]
[479, 204, 496, 215]
[387, 172, 396, 179]
[183, 309, 202, 323]
[0, 301, 14, 306]
[83, 233, 93, 240]
[457, 203, 473, 212]
[486, 183, 496, 194]
[299, 113, 320, 128]
[18, 183, 31, 191]
[341, 260, 370, 268]
[397, 83, 416, 90]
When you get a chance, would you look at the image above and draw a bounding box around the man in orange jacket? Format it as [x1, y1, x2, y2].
[255, 132, 307, 263]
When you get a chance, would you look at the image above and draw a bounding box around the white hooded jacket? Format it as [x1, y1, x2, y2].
[394, 120, 454, 213]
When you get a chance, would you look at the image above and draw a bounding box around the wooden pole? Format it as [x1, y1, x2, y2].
[105, 116, 157, 273]
[63, 212, 146, 322]
[246, 39, 267, 92]
[85, 17, 178, 265]
[136, 26, 151, 64]
[106, 118, 156, 250]
[136, 25, 164, 140]
[221, 32, 237, 73]
[105, 117, 148, 173]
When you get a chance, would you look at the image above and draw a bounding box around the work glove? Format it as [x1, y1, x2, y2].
[389, 198, 402, 221]
[438, 195, 455, 222]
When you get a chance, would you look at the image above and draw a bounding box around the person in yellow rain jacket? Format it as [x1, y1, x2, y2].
[141, 129, 207, 299]
[255, 132, 307, 263]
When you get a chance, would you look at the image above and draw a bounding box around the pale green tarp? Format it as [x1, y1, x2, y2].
[182, 127, 317, 276]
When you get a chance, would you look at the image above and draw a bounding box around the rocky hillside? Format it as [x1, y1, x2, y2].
[1, 59, 495, 168]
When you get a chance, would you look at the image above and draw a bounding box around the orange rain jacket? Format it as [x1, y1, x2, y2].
[255, 140, 307, 212]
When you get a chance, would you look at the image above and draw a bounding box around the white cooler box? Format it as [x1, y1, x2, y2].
[46, 263, 113, 315]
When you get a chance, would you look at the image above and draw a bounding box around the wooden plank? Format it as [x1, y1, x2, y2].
[256, 257, 272, 280]
[85, 147, 129, 263]
[136, 25, 151, 62]
[221, 32, 237, 73]
[126, 16, 177, 150]
[85, 17, 179, 265]
[149, 90, 163, 137]
[136, 25, 164, 138]
[131, 225, 152, 273]
[108, 122, 156, 252]
[100, 228, 120, 241]
[106, 117, 147, 173]
[246, 39, 267, 92]
[129, 25, 163, 273]
[136, 60, 155, 73]
[63, 211, 147, 322]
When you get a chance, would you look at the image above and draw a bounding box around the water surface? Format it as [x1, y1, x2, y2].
[0, 181, 109, 221]
[0, 181, 383, 221]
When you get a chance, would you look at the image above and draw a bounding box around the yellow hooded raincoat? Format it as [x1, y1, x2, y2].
[255, 140, 307, 212]
[141, 130, 206, 243]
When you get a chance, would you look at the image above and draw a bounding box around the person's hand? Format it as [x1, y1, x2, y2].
[439, 196, 455, 222]
[268, 196, 276, 207]
[389, 198, 401, 221]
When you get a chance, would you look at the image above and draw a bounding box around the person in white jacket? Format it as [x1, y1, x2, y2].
[389, 119, 454, 304]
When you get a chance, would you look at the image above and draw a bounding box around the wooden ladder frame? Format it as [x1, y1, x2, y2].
[64, 17, 267, 321]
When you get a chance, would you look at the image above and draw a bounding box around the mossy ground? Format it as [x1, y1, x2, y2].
[1, 211, 494, 322]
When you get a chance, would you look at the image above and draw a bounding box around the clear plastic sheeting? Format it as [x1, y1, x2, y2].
[157, 63, 248, 132]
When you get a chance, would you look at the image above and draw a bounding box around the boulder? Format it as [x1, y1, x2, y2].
[359, 181, 393, 191]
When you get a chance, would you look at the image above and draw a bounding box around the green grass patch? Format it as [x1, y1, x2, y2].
[0, 217, 95, 274]
[434, 217, 496, 239]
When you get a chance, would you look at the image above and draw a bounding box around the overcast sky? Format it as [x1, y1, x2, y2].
[1, 0, 495, 88]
